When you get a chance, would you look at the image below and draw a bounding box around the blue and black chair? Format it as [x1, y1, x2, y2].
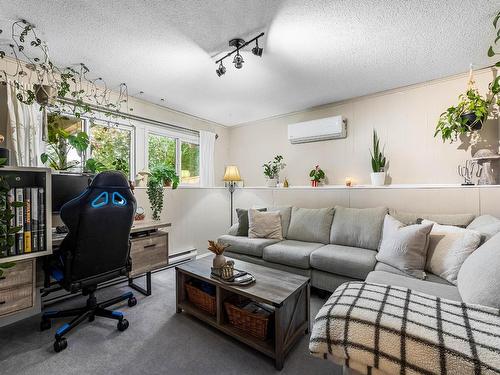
[41, 171, 137, 352]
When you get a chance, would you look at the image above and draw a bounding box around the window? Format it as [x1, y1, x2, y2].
[89, 122, 133, 177]
[180, 141, 199, 185]
[147, 133, 176, 170]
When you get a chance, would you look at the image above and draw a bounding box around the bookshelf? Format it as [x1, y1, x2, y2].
[0, 166, 52, 263]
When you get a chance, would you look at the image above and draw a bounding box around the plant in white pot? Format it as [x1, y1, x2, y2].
[370, 130, 387, 186]
[262, 155, 286, 187]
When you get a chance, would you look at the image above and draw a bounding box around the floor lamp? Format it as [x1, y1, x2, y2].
[223, 166, 241, 226]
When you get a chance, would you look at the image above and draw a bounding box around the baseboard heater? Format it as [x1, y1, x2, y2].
[42, 249, 198, 306]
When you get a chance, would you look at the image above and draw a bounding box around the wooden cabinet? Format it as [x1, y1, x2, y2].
[0, 260, 35, 317]
[129, 231, 168, 277]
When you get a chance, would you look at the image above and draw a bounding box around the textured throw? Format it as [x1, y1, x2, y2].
[309, 282, 500, 375]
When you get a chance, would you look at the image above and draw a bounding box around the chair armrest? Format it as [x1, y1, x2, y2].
[309, 281, 500, 375]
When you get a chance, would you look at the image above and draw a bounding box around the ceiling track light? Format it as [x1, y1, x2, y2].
[214, 32, 264, 77]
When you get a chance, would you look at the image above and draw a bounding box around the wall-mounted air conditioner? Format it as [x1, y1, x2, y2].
[288, 115, 347, 144]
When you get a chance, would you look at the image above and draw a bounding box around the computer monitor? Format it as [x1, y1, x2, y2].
[52, 174, 93, 213]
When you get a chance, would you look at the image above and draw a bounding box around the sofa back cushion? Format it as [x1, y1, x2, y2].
[330, 206, 387, 250]
[267, 206, 292, 238]
[389, 209, 475, 227]
[466, 214, 500, 245]
[286, 207, 334, 244]
[458, 231, 500, 309]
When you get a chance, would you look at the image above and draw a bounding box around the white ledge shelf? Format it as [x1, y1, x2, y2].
[133, 184, 500, 190]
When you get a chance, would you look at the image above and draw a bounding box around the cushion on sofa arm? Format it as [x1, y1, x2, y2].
[286, 207, 334, 244]
[466, 214, 500, 244]
[330, 206, 387, 250]
[389, 209, 475, 227]
[458, 231, 500, 309]
[217, 235, 280, 258]
[267, 206, 292, 238]
[227, 223, 239, 236]
[263, 240, 324, 269]
[365, 271, 462, 301]
[310, 244, 377, 280]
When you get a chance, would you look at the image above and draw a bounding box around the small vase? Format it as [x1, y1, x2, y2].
[266, 178, 277, 187]
[213, 254, 226, 269]
[370, 172, 386, 186]
[311, 180, 318, 187]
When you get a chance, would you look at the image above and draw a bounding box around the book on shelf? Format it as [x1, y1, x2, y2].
[38, 187, 45, 252]
[31, 187, 39, 252]
[7, 188, 16, 256]
[23, 188, 32, 253]
[14, 188, 24, 255]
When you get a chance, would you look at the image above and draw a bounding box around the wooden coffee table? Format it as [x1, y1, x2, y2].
[175, 257, 310, 370]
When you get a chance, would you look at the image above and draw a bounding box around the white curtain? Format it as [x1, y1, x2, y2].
[199, 130, 216, 187]
[5, 80, 42, 167]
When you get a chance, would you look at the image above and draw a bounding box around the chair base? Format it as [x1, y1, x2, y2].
[41, 289, 137, 352]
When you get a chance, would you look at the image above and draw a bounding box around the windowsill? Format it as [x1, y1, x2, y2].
[133, 184, 500, 190]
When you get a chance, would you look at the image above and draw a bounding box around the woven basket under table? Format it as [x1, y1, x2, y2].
[224, 298, 273, 340]
[185, 282, 216, 316]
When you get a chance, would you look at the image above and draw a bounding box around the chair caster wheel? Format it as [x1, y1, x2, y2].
[117, 319, 129, 332]
[40, 319, 51, 331]
[54, 338, 68, 353]
[128, 296, 137, 307]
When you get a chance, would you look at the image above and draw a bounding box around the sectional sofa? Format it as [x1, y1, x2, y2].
[218, 205, 485, 302]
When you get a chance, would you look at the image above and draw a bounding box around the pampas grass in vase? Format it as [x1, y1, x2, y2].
[208, 240, 230, 268]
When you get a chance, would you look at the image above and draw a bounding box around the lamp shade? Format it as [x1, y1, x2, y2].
[223, 165, 241, 181]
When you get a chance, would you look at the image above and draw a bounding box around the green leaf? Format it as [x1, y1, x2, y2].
[488, 46, 496, 57]
[40, 153, 48, 164]
[494, 12, 500, 28]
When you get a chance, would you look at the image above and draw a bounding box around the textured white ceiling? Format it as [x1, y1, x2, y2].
[0, 0, 498, 126]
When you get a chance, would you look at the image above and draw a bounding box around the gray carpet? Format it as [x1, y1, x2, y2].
[0, 266, 339, 375]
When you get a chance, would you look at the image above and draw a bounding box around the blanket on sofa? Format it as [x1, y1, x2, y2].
[309, 281, 500, 375]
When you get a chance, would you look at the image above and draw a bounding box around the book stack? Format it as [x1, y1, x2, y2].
[4, 187, 46, 256]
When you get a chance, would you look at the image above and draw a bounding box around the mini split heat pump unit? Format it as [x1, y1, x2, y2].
[287, 115, 347, 144]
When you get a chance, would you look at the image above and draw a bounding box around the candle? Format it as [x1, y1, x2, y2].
[345, 177, 352, 187]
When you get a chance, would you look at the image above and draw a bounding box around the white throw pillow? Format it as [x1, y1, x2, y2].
[376, 215, 434, 279]
[248, 209, 283, 240]
[423, 220, 481, 285]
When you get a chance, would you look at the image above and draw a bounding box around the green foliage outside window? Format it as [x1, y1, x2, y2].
[181, 142, 199, 184]
[89, 123, 131, 176]
[148, 134, 176, 170]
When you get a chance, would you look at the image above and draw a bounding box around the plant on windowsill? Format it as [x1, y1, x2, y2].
[370, 130, 387, 186]
[262, 155, 286, 187]
[40, 113, 89, 171]
[309, 165, 325, 187]
[0, 157, 23, 268]
[146, 165, 179, 221]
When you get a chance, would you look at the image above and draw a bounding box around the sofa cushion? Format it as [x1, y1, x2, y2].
[458, 231, 500, 309]
[423, 220, 481, 285]
[217, 235, 280, 258]
[263, 240, 324, 269]
[374, 262, 451, 285]
[466, 214, 500, 245]
[389, 209, 475, 227]
[366, 271, 461, 301]
[330, 206, 387, 250]
[286, 207, 334, 244]
[248, 209, 283, 240]
[267, 206, 292, 238]
[235, 208, 266, 236]
[376, 215, 433, 279]
[310, 244, 377, 280]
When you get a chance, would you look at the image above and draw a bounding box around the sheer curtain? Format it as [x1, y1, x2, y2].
[199, 130, 216, 187]
[5, 80, 42, 167]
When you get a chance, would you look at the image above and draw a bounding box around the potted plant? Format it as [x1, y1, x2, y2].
[309, 165, 325, 187]
[146, 165, 179, 221]
[40, 113, 89, 171]
[370, 130, 387, 186]
[262, 155, 286, 187]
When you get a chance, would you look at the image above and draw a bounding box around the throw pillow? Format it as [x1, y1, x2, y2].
[423, 220, 481, 285]
[376, 215, 434, 279]
[236, 208, 266, 236]
[466, 214, 500, 245]
[286, 207, 334, 244]
[389, 209, 475, 227]
[248, 209, 283, 240]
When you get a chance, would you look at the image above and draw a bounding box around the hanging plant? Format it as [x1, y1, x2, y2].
[146, 165, 179, 220]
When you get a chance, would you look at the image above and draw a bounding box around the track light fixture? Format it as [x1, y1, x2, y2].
[216, 62, 226, 76]
[214, 32, 264, 77]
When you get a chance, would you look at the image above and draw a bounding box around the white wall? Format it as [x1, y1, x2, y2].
[228, 68, 500, 186]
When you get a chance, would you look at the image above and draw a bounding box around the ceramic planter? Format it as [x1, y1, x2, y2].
[311, 180, 318, 187]
[370, 172, 386, 186]
[213, 254, 227, 269]
[34, 84, 57, 106]
[266, 178, 277, 187]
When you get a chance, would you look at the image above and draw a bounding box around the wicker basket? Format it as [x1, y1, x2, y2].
[185, 282, 216, 316]
[224, 297, 273, 340]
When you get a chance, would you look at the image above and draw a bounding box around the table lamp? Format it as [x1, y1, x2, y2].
[223, 165, 241, 226]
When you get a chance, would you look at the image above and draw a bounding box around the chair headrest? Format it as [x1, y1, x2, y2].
[90, 171, 129, 188]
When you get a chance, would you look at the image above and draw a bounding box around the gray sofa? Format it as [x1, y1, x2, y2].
[218, 205, 478, 301]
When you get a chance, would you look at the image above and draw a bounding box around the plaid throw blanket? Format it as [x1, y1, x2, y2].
[309, 282, 500, 375]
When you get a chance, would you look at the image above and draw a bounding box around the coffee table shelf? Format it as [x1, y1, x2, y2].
[176, 257, 310, 370]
